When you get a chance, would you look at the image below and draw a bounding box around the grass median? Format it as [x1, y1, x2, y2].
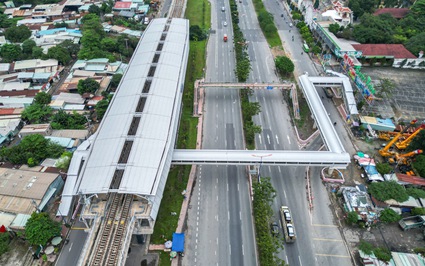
[252, 0, 282, 48]
[152, 0, 210, 264]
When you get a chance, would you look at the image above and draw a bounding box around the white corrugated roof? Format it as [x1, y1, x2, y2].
[78, 18, 189, 195]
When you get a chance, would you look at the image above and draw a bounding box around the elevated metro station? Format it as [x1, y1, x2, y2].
[57, 18, 356, 262]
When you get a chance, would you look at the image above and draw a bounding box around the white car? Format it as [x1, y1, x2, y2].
[223, 21, 227, 27]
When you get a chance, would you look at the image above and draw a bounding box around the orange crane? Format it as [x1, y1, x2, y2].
[378, 131, 410, 141]
[379, 120, 417, 158]
[395, 124, 425, 150]
[388, 149, 423, 165]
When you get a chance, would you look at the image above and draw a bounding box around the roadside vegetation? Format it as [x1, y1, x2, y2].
[251, 0, 282, 47]
[229, 0, 251, 81]
[295, 21, 321, 54]
[252, 178, 285, 266]
[240, 89, 262, 149]
[359, 240, 392, 263]
[24, 212, 62, 246]
[368, 181, 425, 203]
[152, 0, 210, 264]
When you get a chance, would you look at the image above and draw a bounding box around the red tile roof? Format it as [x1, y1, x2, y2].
[114, 2, 132, 9]
[0, 90, 39, 98]
[397, 173, 425, 186]
[0, 108, 18, 116]
[352, 44, 416, 59]
[373, 8, 409, 19]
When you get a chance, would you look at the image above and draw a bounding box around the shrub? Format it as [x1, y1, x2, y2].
[368, 181, 409, 202]
[346, 211, 359, 225]
[379, 208, 401, 223]
[411, 207, 425, 215]
[374, 247, 392, 262]
[359, 240, 373, 255]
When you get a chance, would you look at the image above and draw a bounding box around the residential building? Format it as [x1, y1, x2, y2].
[12, 59, 58, 73]
[0, 118, 22, 145]
[51, 129, 89, 140]
[341, 185, 377, 223]
[0, 168, 64, 232]
[113, 1, 138, 12]
[45, 136, 80, 150]
[0, 97, 34, 108]
[321, 1, 353, 26]
[352, 44, 423, 68]
[20, 124, 52, 137]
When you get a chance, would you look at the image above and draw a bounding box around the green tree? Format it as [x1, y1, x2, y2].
[413, 154, 425, 177]
[374, 247, 392, 262]
[379, 208, 401, 223]
[314, 0, 319, 9]
[95, 99, 110, 120]
[21, 104, 53, 124]
[4, 25, 31, 43]
[25, 212, 61, 246]
[54, 22, 68, 28]
[275, 56, 295, 75]
[47, 46, 71, 65]
[358, 240, 374, 255]
[34, 92, 52, 105]
[55, 151, 73, 170]
[411, 207, 425, 215]
[32, 46, 44, 59]
[101, 38, 118, 53]
[22, 39, 36, 56]
[328, 23, 341, 35]
[58, 39, 80, 58]
[405, 32, 425, 58]
[0, 43, 22, 62]
[88, 4, 101, 16]
[348, 0, 376, 20]
[252, 178, 284, 265]
[51, 110, 87, 130]
[77, 78, 100, 95]
[376, 162, 392, 175]
[1, 134, 63, 165]
[368, 181, 409, 202]
[346, 211, 359, 225]
[406, 187, 425, 199]
[408, 131, 425, 152]
[0, 232, 10, 256]
[0, 14, 15, 28]
[189, 25, 206, 41]
[110, 73, 123, 88]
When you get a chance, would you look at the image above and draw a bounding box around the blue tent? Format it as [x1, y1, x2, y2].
[171, 233, 185, 252]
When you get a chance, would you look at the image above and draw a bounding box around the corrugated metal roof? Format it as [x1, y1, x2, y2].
[78, 18, 189, 195]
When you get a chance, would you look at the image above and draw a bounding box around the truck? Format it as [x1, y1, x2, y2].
[280, 206, 296, 243]
[223, 34, 228, 42]
[399, 215, 425, 231]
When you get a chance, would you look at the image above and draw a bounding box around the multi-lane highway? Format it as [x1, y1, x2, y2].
[185, 0, 355, 265]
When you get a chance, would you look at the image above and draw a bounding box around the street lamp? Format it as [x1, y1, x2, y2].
[252, 154, 272, 183]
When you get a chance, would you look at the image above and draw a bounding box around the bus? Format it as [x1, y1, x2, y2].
[303, 43, 310, 53]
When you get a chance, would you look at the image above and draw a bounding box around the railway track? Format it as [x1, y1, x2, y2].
[90, 193, 133, 266]
[169, 0, 185, 18]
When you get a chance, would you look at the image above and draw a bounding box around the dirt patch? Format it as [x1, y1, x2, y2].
[270, 46, 286, 58]
[0, 238, 32, 266]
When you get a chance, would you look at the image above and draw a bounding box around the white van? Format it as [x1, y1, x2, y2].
[221, 6, 225, 11]
[144, 17, 149, 25]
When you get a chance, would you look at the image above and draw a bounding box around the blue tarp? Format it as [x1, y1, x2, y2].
[171, 233, 184, 252]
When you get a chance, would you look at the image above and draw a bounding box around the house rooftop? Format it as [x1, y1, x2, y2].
[352, 44, 416, 59]
[373, 8, 410, 19]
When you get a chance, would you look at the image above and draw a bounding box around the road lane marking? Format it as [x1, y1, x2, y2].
[240, 211, 242, 220]
[237, 183, 239, 191]
[228, 211, 230, 220]
[313, 238, 343, 242]
[298, 255, 303, 266]
[229, 244, 231, 255]
[69, 242, 73, 252]
[71, 227, 86, 230]
[275, 135, 279, 144]
[287, 135, 291, 144]
[242, 244, 244, 255]
[227, 183, 229, 191]
[312, 224, 338, 227]
[316, 253, 350, 258]
[278, 167, 281, 173]
[283, 190, 287, 199]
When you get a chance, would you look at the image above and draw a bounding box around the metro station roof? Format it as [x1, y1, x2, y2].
[77, 18, 189, 195]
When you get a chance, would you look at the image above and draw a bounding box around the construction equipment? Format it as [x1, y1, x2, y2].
[378, 131, 410, 141]
[395, 124, 425, 150]
[388, 149, 423, 165]
[379, 120, 417, 158]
